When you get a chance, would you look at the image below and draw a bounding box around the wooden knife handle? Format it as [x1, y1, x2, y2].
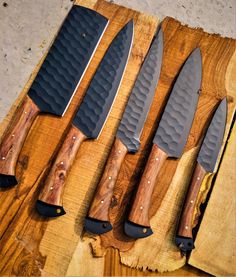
[38, 125, 86, 207]
[0, 95, 40, 181]
[88, 138, 128, 221]
[177, 163, 207, 238]
[128, 144, 168, 227]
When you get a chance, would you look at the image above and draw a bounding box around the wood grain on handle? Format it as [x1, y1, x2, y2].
[177, 163, 207, 238]
[38, 126, 86, 206]
[0, 95, 40, 177]
[128, 144, 168, 227]
[88, 138, 128, 221]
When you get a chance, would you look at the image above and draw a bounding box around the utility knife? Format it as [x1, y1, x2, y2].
[124, 48, 202, 238]
[84, 26, 164, 234]
[0, 6, 108, 188]
[175, 97, 227, 253]
[36, 20, 134, 217]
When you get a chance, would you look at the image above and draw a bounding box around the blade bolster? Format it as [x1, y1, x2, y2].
[117, 132, 140, 153]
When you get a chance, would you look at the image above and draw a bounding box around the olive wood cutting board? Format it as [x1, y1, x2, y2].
[0, 0, 235, 276]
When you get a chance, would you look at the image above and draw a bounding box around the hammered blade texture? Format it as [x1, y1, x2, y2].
[73, 20, 134, 139]
[153, 48, 202, 158]
[28, 6, 108, 116]
[197, 98, 227, 172]
[117, 28, 163, 153]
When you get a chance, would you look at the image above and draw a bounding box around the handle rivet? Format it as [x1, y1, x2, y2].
[108, 176, 112, 180]
[56, 208, 61, 214]
[140, 206, 143, 210]
[1, 157, 6, 160]
[190, 200, 194, 204]
[72, 136, 76, 140]
[50, 186, 53, 190]
[101, 200, 104, 204]
[197, 177, 200, 180]
[143, 228, 147, 233]
[60, 161, 64, 165]
[185, 225, 188, 230]
[155, 158, 159, 161]
[147, 180, 151, 184]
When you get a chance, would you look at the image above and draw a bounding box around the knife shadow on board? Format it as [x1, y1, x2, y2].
[0, 6, 109, 188]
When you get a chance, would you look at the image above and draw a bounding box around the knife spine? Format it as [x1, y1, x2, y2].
[62, 18, 109, 117]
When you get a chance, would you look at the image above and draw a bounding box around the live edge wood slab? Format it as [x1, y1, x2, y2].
[0, 0, 235, 277]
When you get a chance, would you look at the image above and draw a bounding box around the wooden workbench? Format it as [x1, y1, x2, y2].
[0, 0, 235, 276]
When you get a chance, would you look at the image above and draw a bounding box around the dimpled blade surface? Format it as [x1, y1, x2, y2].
[28, 6, 108, 116]
[117, 28, 163, 153]
[153, 48, 202, 158]
[197, 98, 227, 172]
[73, 21, 134, 138]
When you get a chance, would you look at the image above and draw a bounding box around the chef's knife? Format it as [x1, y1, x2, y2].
[125, 48, 202, 238]
[175, 98, 227, 253]
[36, 20, 134, 217]
[84, 26, 164, 234]
[0, 6, 108, 188]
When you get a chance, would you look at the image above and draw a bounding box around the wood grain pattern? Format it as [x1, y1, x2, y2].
[177, 163, 206, 238]
[128, 144, 167, 227]
[189, 119, 236, 276]
[104, 248, 210, 276]
[0, 95, 40, 177]
[0, 0, 161, 275]
[0, 0, 235, 275]
[38, 125, 86, 206]
[97, 16, 235, 273]
[88, 138, 128, 221]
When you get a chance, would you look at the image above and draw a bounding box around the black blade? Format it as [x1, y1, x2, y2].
[197, 98, 227, 172]
[117, 27, 164, 153]
[28, 6, 108, 116]
[73, 20, 134, 138]
[153, 48, 202, 158]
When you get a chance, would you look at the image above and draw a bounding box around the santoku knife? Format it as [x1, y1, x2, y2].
[175, 97, 227, 253]
[0, 6, 108, 188]
[84, 26, 164, 234]
[124, 48, 202, 238]
[36, 20, 134, 217]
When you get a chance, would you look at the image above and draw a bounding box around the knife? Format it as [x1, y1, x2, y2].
[124, 48, 202, 238]
[84, 26, 164, 234]
[0, 6, 108, 188]
[36, 20, 134, 217]
[175, 97, 227, 253]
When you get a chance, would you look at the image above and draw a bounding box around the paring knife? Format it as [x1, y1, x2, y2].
[125, 48, 202, 238]
[84, 26, 164, 234]
[0, 6, 108, 188]
[36, 20, 134, 217]
[175, 98, 227, 253]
